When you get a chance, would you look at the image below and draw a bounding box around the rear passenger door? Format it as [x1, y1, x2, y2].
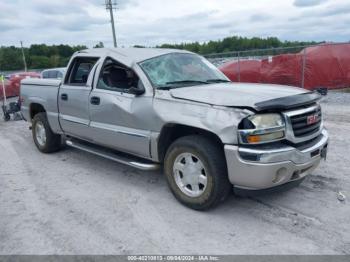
[58, 56, 99, 140]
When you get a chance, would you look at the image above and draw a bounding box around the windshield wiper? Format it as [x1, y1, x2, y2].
[157, 86, 172, 90]
[166, 80, 209, 85]
[206, 79, 231, 83]
[157, 80, 213, 90]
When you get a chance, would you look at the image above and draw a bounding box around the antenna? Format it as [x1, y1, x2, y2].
[105, 0, 117, 48]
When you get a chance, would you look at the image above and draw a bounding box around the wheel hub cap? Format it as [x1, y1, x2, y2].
[173, 153, 208, 197]
[35, 122, 46, 146]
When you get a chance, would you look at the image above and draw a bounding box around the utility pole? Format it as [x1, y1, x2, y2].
[105, 0, 117, 47]
[20, 41, 27, 72]
[301, 48, 306, 89]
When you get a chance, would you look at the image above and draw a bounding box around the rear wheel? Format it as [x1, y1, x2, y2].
[32, 113, 61, 153]
[3, 113, 10, 121]
[164, 135, 232, 210]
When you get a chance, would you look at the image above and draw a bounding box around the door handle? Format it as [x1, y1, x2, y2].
[61, 93, 68, 101]
[90, 96, 100, 105]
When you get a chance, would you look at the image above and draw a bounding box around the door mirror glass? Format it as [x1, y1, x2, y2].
[129, 81, 145, 96]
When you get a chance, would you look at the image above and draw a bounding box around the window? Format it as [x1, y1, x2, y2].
[42, 71, 49, 78]
[65, 57, 99, 85]
[57, 71, 64, 79]
[48, 70, 58, 79]
[97, 58, 138, 92]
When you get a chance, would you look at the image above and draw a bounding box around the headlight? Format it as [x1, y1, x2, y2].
[238, 113, 285, 144]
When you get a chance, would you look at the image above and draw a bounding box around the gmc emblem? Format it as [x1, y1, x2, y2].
[307, 114, 318, 125]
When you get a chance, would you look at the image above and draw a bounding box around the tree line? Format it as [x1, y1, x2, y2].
[156, 36, 320, 55]
[0, 36, 320, 71]
[0, 44, 87, 71]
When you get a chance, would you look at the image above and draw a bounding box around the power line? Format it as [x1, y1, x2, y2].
[105, 0, 117, 48]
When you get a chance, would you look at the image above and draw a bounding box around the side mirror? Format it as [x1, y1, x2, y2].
[129, 81, 145, 96]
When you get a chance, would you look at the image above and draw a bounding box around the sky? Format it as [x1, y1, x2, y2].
[0, 0, 349, 48]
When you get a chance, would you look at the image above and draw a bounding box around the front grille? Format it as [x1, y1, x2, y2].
[290, 107, 322, 137]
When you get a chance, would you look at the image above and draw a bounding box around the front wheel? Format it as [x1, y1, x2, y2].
[32, 112, 61, 153]
[164, 135, 232, 210]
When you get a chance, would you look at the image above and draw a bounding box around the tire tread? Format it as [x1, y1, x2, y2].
[164, 135, 232, 210]
[32, 112, 61, 153]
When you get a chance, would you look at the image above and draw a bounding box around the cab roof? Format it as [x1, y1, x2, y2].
[76, 47, 194, 66]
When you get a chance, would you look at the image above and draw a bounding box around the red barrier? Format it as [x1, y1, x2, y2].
[219, 43, 350, 90]
[221, 60, 262, 83]
[0, 72, 41, 99]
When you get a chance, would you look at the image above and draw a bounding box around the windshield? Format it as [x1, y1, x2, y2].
[139, 53, 230, 89]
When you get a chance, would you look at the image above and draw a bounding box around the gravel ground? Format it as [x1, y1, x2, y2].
[0, 93, 349, 255]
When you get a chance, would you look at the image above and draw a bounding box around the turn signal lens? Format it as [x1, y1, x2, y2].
[247, 135, 261, 143]
[246, 131, 285, 144]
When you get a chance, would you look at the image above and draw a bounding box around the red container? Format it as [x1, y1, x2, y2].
[1, 72, 41, 99]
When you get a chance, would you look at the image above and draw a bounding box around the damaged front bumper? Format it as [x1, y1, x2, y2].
[224, 129, 329, 190]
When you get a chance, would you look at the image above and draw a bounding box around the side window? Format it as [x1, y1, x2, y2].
[48, 70, 58, 79]
[57, 71, 64, 79]
[66, 57, 99, 85]
[97, 58, 138, 92]
[42, 71, 49, 78]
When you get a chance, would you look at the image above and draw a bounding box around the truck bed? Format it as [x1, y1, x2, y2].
[20, 78, 62, 133]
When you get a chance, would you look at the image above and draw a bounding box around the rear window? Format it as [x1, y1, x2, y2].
[65, 57, 99, 85]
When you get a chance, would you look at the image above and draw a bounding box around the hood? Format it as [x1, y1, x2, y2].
[169, 83, 317, 111]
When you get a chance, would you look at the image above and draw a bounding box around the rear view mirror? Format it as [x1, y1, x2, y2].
[129, 81, 145, 96]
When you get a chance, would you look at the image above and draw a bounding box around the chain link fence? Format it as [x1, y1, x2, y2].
[205, 42, 350, 90]
[1, 43, 349, 91]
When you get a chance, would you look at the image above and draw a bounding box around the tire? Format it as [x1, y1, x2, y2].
[3, 113, 10, 121]
[32, 112, 61, 153]
[164, 135, 232, 210]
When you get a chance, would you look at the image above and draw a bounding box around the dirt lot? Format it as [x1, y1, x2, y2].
[0, 93, 349, 255]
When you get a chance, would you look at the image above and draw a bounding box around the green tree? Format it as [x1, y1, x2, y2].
[29, 55, 51, 69]
[0, 37, 320, 71]
[94, 42, 105, 48]
[0, 46, 24, 71]
[157, 36, 320, 55]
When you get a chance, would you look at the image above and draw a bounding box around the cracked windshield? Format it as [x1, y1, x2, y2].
[140, 53, 229, 89]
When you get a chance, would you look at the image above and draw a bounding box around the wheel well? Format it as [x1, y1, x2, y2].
[30, 103, 46, 120]
[157, 124, 223, 162]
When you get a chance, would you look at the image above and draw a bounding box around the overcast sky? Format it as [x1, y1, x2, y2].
[0, 0, 349, 48]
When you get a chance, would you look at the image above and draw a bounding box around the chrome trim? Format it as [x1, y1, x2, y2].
[60, 114, 89, 125]
[91, 88, 136, 98]
[89, 121, 149, 138]
[224, 128, 329, 189]
[283, 104, 323, 144]
[238, 129, 329, 164]
[238, 126, 285, 145]
[285, 104, 320, 117]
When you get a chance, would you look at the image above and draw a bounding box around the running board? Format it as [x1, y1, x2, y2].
[65, 139, 159, 171]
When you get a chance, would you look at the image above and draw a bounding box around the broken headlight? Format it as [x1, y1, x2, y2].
[238, 113, 285, 144]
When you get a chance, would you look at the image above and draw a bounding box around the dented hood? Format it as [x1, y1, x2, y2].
[170, 83, 318, 111]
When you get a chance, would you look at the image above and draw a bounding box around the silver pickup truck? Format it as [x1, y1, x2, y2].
[21, 48, 329, 210]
